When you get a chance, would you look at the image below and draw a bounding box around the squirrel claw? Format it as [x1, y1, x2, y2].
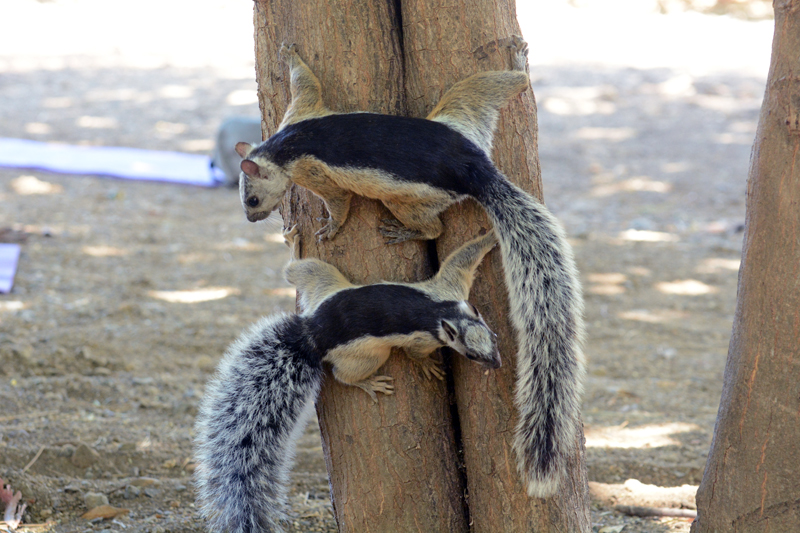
[425, 363, 445, 381]
[282, 224, 300, 247]
[315, 218, 340, 241]
[356, 375, 394, 402]
[414, 356, 445, 381]
[508, 35, 529, 72]
[283, 225, 301, 259]
[379, 219, 419, 244]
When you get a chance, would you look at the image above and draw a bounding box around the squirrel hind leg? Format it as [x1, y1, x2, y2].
[427, 35, 529, 156]
[379, 201, 445, 244]
[285, 258, 351, 314]
[278, 43, 332, 130]
[426, 70, 529, 156]
[426, 230, 498, 301]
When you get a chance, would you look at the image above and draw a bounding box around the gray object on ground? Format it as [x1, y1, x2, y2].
[211, 116, 262, 187]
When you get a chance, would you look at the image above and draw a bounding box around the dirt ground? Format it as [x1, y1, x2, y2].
[0, 1, 774, 532]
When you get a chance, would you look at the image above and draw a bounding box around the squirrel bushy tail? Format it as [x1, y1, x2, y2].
[194, 314, 322, 533]
[477, 174, 586, 497]
[428, 36, 585, 496]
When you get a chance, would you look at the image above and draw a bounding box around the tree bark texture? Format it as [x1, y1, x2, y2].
[400, 2, 590, 531]
[253, 1, 589, 531]
[692, 2, 800, 532]
[253, 3, 468, 532]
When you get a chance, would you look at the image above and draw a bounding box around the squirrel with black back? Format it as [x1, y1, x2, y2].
[235, 38, 585, 497]
[194, 228, 500, 533]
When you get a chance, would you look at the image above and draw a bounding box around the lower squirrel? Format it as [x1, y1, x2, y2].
[235, 38, 585, 497]
[194, 228, 499, 533]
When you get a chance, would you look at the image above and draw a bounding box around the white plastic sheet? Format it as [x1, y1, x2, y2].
[0, 138, 223, 186]
[0, 244, 21, 293]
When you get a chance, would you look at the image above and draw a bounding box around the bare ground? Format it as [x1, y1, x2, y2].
[0, 2, 771, 532]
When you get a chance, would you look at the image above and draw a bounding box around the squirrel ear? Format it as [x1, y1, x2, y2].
[235, 142, 253, 159]
[241, 159, 260, 177]
[441, 320, 458, 342]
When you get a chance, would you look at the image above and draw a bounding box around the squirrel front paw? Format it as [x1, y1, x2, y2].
[416, 355, 445, 381]
[356, 375, 395, 403]
[315, 217, 341, 242]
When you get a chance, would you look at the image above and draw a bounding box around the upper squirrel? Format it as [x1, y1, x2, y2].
[235, 38, 585, 498]
[194, 228, 499, 533]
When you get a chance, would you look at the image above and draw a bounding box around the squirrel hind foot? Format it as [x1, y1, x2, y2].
[314, 217, 341, 241]
[508, 35, 529, 72]
[379, 219, 426, 244]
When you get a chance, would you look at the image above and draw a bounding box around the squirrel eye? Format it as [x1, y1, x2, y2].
[247, 196, 260, 208]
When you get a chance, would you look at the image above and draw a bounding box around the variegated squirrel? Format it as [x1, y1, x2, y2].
[233, 38, 586, 498]
[194, 228, 500, 532]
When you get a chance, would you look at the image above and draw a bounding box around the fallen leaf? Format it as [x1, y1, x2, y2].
[598, 526, 625, 533]
[81, 505, 130, 520]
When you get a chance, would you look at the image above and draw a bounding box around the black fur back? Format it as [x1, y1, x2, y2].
[257, 113, 495, 197]
[306, 284, 460, 352]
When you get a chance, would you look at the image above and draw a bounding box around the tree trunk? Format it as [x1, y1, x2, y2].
[253, 3, 469, 531]
[253, 1, 589, 531]
[401, 2, 590, 531]
[692, 2, 800, 531]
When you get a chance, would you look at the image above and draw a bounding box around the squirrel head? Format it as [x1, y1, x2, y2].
[440, 301, 500, 369]
[236, 142, 290, 223]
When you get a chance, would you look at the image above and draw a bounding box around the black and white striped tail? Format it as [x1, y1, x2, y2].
[479, 175, 585, 497]
[194, 314, 323, 532]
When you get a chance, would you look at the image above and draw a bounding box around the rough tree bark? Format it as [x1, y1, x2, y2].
[401, 2, 590, 532]
[692, 2, 800, 531]
[252, 1, 589, 531]
[253, 2, 467, 531]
